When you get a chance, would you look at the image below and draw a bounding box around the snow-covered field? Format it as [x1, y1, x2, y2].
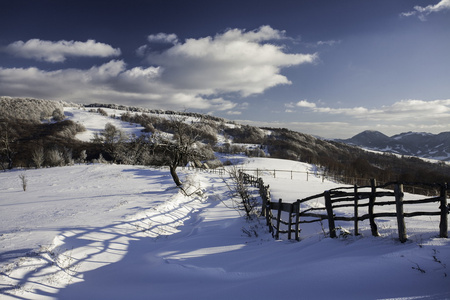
[1, 158, 450, 300]
[1, 107, 449, 299]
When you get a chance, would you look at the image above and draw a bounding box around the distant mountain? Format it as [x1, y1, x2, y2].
[337, 130, 450, 161]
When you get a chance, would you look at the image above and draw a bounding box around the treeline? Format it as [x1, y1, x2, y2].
[85, 103, 226, 123]
[3, 100, 450, 189]
[0, 97, 68, 122]
[262, 127, 450, 186]
[0, 105, 220, 170]
[0, 118, 88, 169]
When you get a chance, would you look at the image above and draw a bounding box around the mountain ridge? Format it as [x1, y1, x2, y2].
[337, 130, 450, 161]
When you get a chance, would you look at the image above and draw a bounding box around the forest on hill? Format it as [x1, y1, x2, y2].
[2, 97, 450, 189]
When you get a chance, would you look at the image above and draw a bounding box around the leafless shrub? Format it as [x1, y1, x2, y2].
[46, 149, 64, 167]
[19, 173, 27, 191]
[31, 146, 45, 168]
[223, 166, 258, 219]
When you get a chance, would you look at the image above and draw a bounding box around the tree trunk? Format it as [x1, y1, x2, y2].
[170, 165, 183, 186]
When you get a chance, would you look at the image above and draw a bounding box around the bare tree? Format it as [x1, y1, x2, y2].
[92, 123, 128, 163]
[79, 149, 87, 164]
[0, 120, 17, 170]
[158, 115, 205, 187]
[19, 173, 27, 191]
[31, 146, 45, 168]
[46, 149, 64, 167]
[52, 108, 65, 122]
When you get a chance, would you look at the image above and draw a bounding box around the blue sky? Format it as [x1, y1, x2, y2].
[1, 0, 449, 138]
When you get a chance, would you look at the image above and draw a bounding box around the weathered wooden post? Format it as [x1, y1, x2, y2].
[369, 179, 380, 236]
[288, 203, 294, 240]
[354, 184, 359, 236]
[394, 183, 407, 243]
[324, 191, 336, 238]
[439, 183, 448, 238]
[266, 201, 272, 232]
[261, 182, 267, 217]
[295, 200, 300, 241]
[275, 199, 282, 239]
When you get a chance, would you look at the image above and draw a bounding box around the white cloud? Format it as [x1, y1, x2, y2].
[226, 111, 242, 115]
[146, 25, 318, 97]
[135, 45, 148, 57]
[296, 100, 316, 108]
[283, 99, 450, 137]
[3, 39, 121, 62]
[0, 26, 315, 112]
[0, 60, 235, 111]
[400, 0, 450, 20]
[296, 99, 450, 121]
[147, 33, 178, 44]
[317, 40, 341, 46]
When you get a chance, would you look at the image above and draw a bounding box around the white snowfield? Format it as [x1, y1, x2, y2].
[1, 157, 450, 300]
[1, 108, 449, 299]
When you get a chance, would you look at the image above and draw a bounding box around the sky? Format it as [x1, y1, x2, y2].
[0, 0, 449, 139]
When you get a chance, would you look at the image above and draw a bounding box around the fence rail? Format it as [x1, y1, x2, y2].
[240, 171, 450, 243]
[240, 168, 440, 196]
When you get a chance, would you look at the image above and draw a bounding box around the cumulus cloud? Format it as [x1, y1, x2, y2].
[0, 60, 236, 111]
[400, 0, 450, 20]
[3, 39, 121, 62]
[0, 26, 316, 112]
[145, 25, 318, 97]
[296, 100, 317, 108]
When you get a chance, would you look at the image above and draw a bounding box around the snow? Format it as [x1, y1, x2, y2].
[1, 159, 450, 300]
[1, 107, 450, 299]
[64, 107, 145, 142]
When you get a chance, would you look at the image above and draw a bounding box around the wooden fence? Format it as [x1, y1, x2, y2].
[240, 168, 440, 196]
[240, 171, 449, 243]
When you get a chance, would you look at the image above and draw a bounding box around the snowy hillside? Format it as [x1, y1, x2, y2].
[1, 104, 449, 299]
[338, 130, 450, 161]
[1, 157, 450, 299]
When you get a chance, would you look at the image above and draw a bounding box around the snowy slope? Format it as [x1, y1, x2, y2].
[1, 106, 449, 299]
[64, 107, 145, 142]
[1, 159, 450, 300]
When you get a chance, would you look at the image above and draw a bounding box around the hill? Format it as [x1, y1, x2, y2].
[338, 130, 450, 161]
[2, 98, 450, 186]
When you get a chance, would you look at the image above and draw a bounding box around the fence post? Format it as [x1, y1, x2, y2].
[266, 185, 270, 225]
[369, 179, 380, 237]
[275, 199, 282, 239]
[439, 183, 448, 238]
[295, 200, 300, 241]
[307, 172, 309, 181]
[288, 203, 294, 240]
[261, 183, 267, 217]
[324, 191, 336, 238]
[354, 184, 359, 236]
[394, 183, 407, 243]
